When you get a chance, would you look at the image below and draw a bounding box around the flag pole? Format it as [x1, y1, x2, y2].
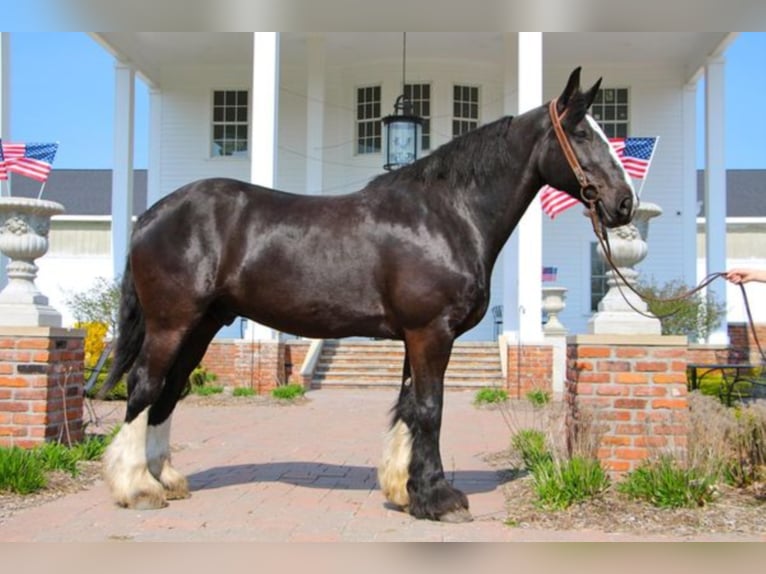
[36, 181, 46, 200]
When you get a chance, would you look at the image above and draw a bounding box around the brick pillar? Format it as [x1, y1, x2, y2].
[0, 327, 86, 448]
[566, 334, 689, 478]
[505, 343, 553, 399]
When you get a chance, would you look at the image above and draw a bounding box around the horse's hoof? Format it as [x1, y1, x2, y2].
[439, 508, 473, 523]
[123, 490, 169, 510]
[164, 486, 191, 501]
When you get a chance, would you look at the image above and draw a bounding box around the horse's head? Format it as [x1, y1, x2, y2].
[538, 67, 637, 228]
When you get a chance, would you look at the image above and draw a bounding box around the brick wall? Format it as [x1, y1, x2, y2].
[566, 334, 689, 478]
[0, 327, 85, 448]
[284, 340, 311, 386]
[727, 322, 766, 364]
[201, 339, 286, 394]
[505, 344, 553, 399]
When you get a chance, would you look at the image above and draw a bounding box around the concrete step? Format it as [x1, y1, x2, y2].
[311, 339, 504, 390]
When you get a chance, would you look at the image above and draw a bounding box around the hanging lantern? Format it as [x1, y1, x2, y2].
[382, 33, 423, 171]
[382, 95, 423, 171]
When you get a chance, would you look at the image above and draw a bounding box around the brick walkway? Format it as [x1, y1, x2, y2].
[1, 389, 762, 541]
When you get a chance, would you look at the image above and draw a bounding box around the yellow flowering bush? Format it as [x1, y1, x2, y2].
[75, 321, 109, 369]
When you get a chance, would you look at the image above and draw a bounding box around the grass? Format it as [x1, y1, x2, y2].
[233, 387, 256, 397]
[271, 383, 306, 400]
[191, 385, 225, 396]
[0, 433, 113, 495]
[526, 389, 551, 408]
[511, 426, 609, 510]
[474, 387, 508, 405]
[618, 456, 716, 508]
[532, 456, 610, 510]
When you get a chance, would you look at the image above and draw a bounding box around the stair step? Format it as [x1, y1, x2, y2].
[311, 339, 504, 390]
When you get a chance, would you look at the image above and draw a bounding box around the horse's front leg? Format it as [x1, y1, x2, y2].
[381, 327, 471, 523]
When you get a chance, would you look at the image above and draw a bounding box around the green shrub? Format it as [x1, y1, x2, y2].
[65, 277, 121, 330]
[512, 429, 552, 471]
[271, 383, 306, 400]
[0, 447, 47, 494]
[0, 433, 115, 495]
[526, 389, 551, 408]
[617, 456, 716, 508]
[191, 385, 224, 396]
[638, 277, 725, 343]
[474, 387, 508, 405]
[233, 387, 256, 397]
[532, 457, 610, 510]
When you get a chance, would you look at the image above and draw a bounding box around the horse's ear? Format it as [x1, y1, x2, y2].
[556, 66, 582, 115]
[584, 77, 602, 109]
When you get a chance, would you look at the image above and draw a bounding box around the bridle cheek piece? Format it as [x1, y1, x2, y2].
[548, 99, 599, 207]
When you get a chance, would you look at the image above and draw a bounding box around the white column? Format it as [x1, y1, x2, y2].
[681, 82, 698, 289]
[146, 87, 163, 208]
[247, 32, 281, 341]
[704, 57, 728, 344]
[305, 35, 325, 196]
[503, 32, 543, 343]
[111, 62, 135, 281]
[500, 35, 519, 341]
[0, 33, 10, 291]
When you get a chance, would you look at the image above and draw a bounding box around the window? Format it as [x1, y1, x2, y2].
[590, 88, 629, 138]
[212, 90, 249, 157]
[452, 84, 480, 138]
[356, 85, 382, 154]
[404, 83, 431, 151]
[590, 242, 609, 311]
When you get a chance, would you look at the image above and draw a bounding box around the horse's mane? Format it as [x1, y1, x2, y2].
[370, 115, 515, 189]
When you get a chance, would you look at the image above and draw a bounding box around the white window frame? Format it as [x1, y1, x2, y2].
[211, 89, 250, 158]
[452, 84, 480, 138]
[355, 84, 382, 155]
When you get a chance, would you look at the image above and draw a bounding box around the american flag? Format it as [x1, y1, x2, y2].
[618, 137, 657, 179]
[2, 142, 59, 182]
[542, 266, 558, 282]
[0, 140, 6, 180]
[540, 136, 658, 219]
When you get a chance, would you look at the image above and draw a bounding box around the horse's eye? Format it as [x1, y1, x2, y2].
[574, 130, 588, 140]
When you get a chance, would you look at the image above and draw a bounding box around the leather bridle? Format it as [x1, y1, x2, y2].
[548, 98, 599, 205]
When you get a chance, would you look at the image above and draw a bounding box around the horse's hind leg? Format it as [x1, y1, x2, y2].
[390, 326, 471, 523]
[145, 314, 223, 501]
[103, 327, 186, 510]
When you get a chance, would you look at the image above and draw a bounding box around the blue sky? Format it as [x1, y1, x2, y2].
[5, 32, 766, 170]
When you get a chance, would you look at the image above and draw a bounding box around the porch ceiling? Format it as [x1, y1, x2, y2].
[92, 32, 734, 88]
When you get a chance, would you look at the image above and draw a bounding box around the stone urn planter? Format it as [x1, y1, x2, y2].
[587, 201, 663, 335]
[0, 197, 65, 327]
[542, 285, 568, 334]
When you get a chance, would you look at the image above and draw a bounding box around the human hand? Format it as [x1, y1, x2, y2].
[725, 268, 766, 284]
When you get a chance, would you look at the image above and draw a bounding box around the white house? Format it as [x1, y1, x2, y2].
[1, 32, 748, 342]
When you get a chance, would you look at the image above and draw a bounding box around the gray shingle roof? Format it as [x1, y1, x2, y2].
[7, 169, 147, 217]
[696, 169, 766, 217]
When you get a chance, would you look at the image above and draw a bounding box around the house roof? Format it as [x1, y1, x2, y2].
[8, 169, 147, 217]
[696, 169, 766, 217]
[7, 168, 766, 219]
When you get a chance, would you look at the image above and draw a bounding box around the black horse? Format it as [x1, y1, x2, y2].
[101, 67, 635, 522]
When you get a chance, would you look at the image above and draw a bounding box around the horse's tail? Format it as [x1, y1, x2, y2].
[98, 260, 145, 399]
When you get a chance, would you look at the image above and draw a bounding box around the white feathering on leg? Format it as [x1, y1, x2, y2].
[378, 419, 413, 508]
[103, 409, 167, 509]
[146, 415, 189, 500]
